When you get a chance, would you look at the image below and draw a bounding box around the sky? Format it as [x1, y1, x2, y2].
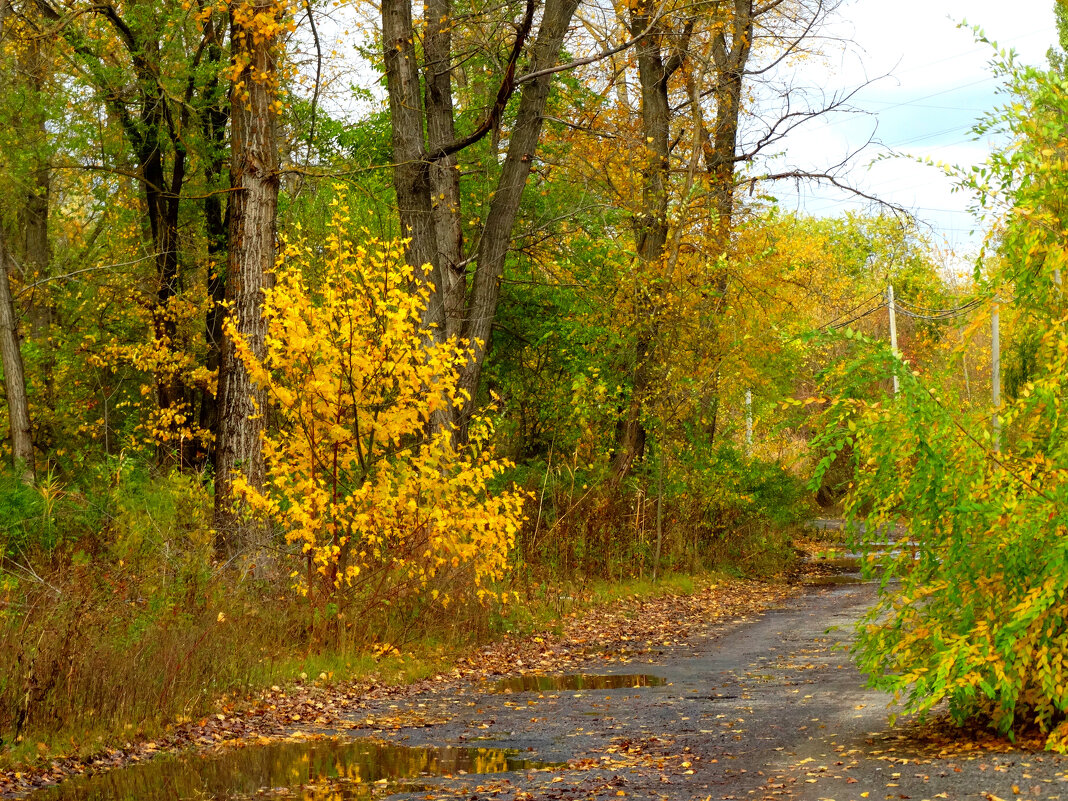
[763, 0, 1059, 262]
[308, 0, 1059, 264]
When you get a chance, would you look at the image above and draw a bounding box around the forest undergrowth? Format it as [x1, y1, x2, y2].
[0, 454, 809, 770]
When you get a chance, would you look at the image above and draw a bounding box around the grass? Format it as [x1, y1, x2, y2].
[240, 570, 730, 691]
[0, 460, 805, 775]
[0, 559, 779, 774]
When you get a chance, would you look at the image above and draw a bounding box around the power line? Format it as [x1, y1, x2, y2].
[863, 102, 988, 112]
[896, 297, 983, 316]
[896, 304, 982, 321]
[820, 291, 886, 329]
[831, 301, 889, 330]
[819, 76, 998, 131]
[884, 26, 1053, 80]
[828, 294, 988, 331]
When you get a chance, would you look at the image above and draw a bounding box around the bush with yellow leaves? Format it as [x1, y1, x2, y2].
[228, 211, 526, 612]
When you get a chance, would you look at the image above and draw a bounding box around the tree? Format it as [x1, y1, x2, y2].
[0, 0, 52, 483]
[605, 0, 846, 477]
[378, 0, 582, 437]
[32, 0, 234, 467]
[212, 0, 289, 547]
[228, 225, 526, 613]
[609, 0, 691, 481]
[0, 233, 32, 483]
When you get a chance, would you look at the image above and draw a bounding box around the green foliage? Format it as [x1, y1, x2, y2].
[0, 464, 234, 744]
[509, 441, 808, 582]
[670, 443, 809, 534]
[812, 323, 1068, 747]
[0, 473, 51, 555]
[1004, 328, 1043, 402]
[808, 29, 1068, 748]
[0, 468, 111, 557]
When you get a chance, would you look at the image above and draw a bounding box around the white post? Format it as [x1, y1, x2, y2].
[960, 327, 971, 403]
[992, 299, 1001, 452]
[745, 388, 753, 453]
[888, 284, 899, 395]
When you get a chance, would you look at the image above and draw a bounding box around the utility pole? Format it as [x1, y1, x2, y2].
[888, 284, 899, 395]
[992, 299, 1001, 452]
[960, 327, 971, 403]
[745, 388, 753, 454]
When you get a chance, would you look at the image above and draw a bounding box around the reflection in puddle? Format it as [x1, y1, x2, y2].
[809, 556, 863, 572]
[803, 551, 884, 586]
[26, 738, 557, 801]
[802, 573, 866, 586]
[495, 673, 667, 693]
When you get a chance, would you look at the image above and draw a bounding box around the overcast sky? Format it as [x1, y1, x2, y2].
[764, 0, 1059, 260]
[311, 1, 1058, 262]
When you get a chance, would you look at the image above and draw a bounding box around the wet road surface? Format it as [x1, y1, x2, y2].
[351, 580, 1068, 801]
[23, 578, 1068, 800]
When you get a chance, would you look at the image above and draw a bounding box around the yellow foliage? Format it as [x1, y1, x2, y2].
[228, 214, 527, 605]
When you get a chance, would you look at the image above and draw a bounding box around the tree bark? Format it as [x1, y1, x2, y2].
[213, 0, 279, 551]
[610, 2, 680, 481]
[423, 0, 465, 340]
[698, 0, 752, 439]
[0, 0, 47, 483]
[0, 233, 34, 484]
[455, 0, 582, 434]
[22, 161, 54, 437]
[22, 166, 51, 336]
[103, 15, 192, 462]
[197, 7, 231, 469]
[381, 0, 447, 338]
[379, 0, 579, 438]
[707, 0, 752, 260]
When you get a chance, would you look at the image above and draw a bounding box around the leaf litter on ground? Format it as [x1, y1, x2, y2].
[0, 576, 793, 797]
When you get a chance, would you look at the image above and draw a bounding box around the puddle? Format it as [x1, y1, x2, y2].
[494, 673, 667, 693]
[801, 573, 867, 586]
[803, 551, 896, 585]
[808, 555, 863, 571]
[26, 738, 557, 801]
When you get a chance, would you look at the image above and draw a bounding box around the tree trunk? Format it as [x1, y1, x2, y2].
[698, 0, 752, 437]
[20, 16, 51, 292]
[611, 3, 679, 481]
[197, 10, 231, 469]
[707, 0, 752, 261]
[455, 0, 582, 434]
[381, 0, 447, 338]
[0, 233, 34, 484]
[22, 163, 52, 341]
[423, 0, 465, 340]
[213, 0, 280, 552]
[148, 131, 191, 465]
[22, 160, 54, 437]
[379, 0, 579, 437]
[117, 33, 192, 465]
[0, 0, 47, 483]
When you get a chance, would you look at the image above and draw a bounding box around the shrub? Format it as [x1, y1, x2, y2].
[228, 214, 527, 617]
[813, 324, 1068, 749]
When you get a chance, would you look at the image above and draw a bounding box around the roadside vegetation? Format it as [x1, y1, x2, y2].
[813, 18, 1068, 750]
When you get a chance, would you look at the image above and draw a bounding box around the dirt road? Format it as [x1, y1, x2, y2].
[349, 580, 1068, 801]
[17, 574, 1068, 800]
